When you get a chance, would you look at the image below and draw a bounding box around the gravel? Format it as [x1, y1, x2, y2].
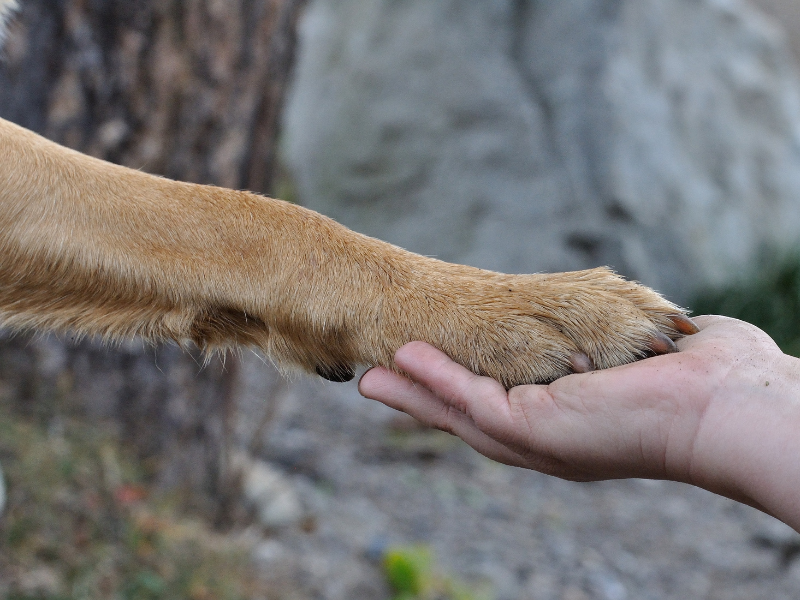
[236, 356, 800, 600]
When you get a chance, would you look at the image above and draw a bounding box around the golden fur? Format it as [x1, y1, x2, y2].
[0, 3, 690, 388]
[0, 117, 690, 388]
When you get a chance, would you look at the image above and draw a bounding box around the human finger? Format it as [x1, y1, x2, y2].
[392, 341, 515, 428]
[358, 365, 532, 465]
[389, 343, 584, 471]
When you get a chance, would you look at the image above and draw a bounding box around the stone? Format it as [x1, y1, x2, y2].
[284, 0, 800, 303]
[753, 0, 800, 60]
[234, 453, 305, 528]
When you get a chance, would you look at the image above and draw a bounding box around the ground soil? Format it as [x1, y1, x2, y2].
[236, 357, 800, 600]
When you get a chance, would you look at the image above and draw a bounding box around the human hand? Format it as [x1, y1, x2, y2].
[359, 316, 800, 530]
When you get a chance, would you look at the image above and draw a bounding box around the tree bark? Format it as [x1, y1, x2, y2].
[0, 0, 305, 520]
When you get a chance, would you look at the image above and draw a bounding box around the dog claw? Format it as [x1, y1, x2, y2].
[669, 314, 700, 335]
[315, 364, 356, 382]
[569, 352, 595, 374]
[648, 331, 678, 355]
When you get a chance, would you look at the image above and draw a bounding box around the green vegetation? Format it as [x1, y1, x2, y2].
[382, 544, 491, 600]
[692, 252, 800, 356]
[0, 402, 273, 600]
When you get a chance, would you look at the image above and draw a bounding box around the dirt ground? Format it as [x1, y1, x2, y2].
[234, 356, 800, 600]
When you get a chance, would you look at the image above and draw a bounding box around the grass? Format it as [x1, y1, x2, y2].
[691, 252, 800, 356]
[0, 400, 276, 600]
[382, 544, 492, 600]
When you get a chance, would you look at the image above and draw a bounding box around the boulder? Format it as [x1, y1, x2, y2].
[753, 0, 800, 59]
[283, 0, 800, 303]
[234, 453, 305, 528]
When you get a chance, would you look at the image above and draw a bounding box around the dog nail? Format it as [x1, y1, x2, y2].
[569, 352, 595, 373]
[648, 331, 678, 355]
[669, 314, 700, 335]
[316, 364, 356, 382]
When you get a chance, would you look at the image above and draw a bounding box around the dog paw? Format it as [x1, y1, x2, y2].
[384, 266, 697, 388]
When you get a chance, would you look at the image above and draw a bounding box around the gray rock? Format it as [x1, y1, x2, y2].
[754, 0, 800, 60]
[253, 539, 290, 567]
[234, 453, 305, 527]
[284, 0, 800, 303]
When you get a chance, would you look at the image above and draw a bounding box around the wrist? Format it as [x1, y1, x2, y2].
[690, 352, 800, 529]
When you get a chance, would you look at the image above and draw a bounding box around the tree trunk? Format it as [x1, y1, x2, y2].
[0, 0, 305, 521]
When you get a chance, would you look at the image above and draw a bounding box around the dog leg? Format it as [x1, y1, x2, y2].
[0, 117, 693, 387]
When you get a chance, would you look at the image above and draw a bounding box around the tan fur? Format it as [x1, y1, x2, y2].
[0, 116, 686, 388]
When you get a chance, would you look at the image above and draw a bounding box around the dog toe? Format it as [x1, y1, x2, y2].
[647, 331, 679, 355]
[668, 314, 700, 335]
[315, 363, 356, 382]
[569, 352, 595, 374]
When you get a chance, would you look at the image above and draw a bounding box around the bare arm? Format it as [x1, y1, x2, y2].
[360, 316, 800, 530]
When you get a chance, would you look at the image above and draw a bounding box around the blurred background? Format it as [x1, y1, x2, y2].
[2, 0, 800, 598]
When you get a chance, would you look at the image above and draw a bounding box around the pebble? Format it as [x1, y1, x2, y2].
[234, 453, 305, 528]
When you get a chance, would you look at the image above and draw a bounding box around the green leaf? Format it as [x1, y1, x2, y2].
[382, 545, 433, 596]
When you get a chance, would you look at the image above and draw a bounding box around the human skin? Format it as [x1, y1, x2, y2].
[359, 315, 800, 531]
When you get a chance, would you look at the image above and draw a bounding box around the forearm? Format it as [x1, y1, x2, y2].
[688, 351, 800, 530]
